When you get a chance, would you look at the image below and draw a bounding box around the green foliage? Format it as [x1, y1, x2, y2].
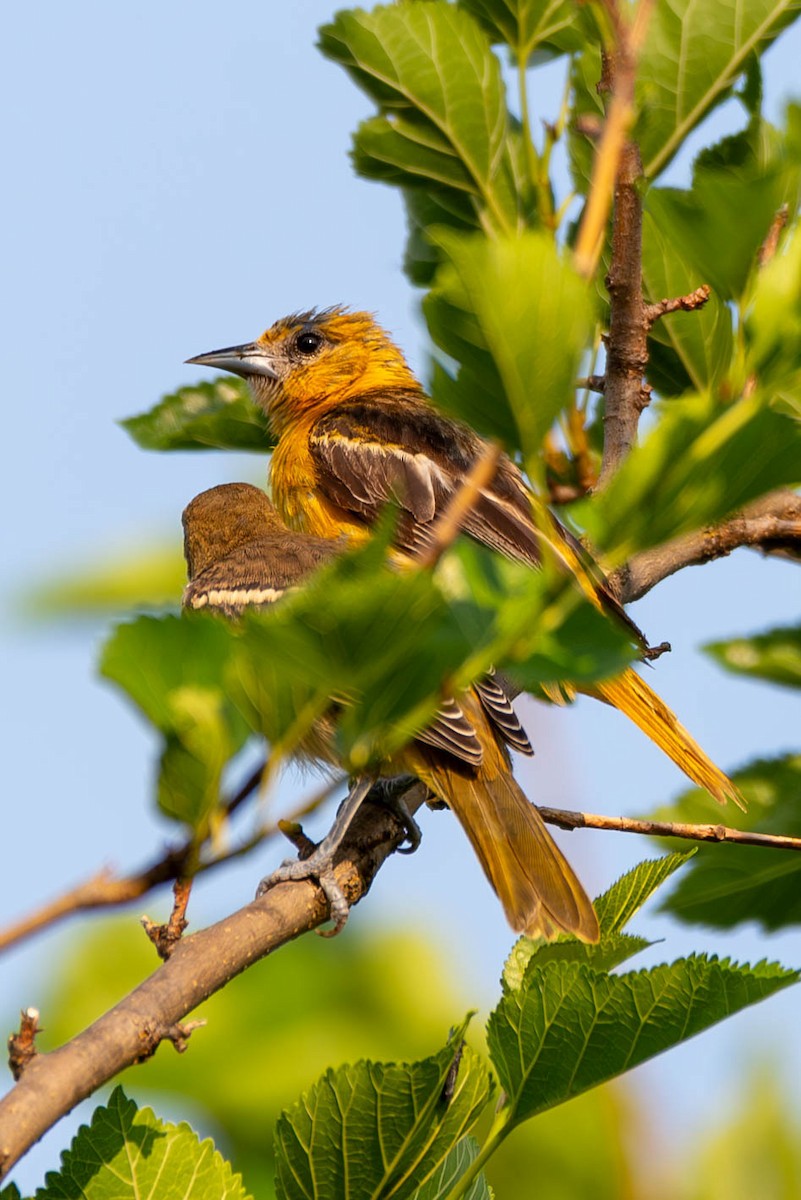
[706, 622, 801, 689]
[275, 1021, 492, 1200]
[656, 755, 801, 930]
[122, 376, 271, 453]
[34, 1087, 249, 1200]
[424, 229, 594, 472]
[318, 4, 528, 236]
[23, 543, 185, 618]
[100, 614, 250, 829]
[577, 390, 801, 561]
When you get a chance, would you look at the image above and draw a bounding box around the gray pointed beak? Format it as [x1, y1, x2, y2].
[185, 341, 279, 380]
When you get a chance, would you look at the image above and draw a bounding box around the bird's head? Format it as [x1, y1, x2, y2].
[182, 482, 284, 578]
[187, 307, 419, 430]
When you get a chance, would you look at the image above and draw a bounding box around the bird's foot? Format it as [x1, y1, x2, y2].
[367, 775, 426, 854]
[256, 846, 350, 937]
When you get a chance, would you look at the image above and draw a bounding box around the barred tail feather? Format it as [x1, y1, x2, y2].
[426, 765, 599, 943]
[592, 667, 745, 809]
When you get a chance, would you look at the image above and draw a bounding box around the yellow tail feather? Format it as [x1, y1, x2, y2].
[590, 667, 745, 809]
[419, 759, 600, 943]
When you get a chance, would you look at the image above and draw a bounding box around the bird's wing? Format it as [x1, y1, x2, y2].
[309, 399, 546, 564]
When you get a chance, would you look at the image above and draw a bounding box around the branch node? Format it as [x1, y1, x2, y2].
[164, 1019, 207, 1054]
[8, 1009, 41, 1081]
[277, 819, 317, 858]
[140, 877, 193, 962]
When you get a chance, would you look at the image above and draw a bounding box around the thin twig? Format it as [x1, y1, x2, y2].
[758, 204, 789, 268]
[141, 877, 193, 961]
[540, 806, 801, 851]
[644, 284, 711, 325]
[0, 765, 332, 956]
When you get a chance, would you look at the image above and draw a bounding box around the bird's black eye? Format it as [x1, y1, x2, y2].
[295, 330, 323, 356]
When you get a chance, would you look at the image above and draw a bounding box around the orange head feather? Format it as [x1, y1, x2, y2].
[188, 307, 421, 436]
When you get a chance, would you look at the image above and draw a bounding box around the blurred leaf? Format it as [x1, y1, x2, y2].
[319, 3, 524, 235]
[424, 229, 594, 470]
[274, 1021, 492, 1200]
[100, 614, 249, 828]
[0, 1187, 22, 1200]
[579, 390, 801, 561]
[635, 0, 801, 180]
[24, 543, 185, 619]
[487, 954, 798, 1125]
[503, 852, 692, 986]
[122, 377, 271, 453]
[745, 218, 801, 411]
[705, 622, 801, 689]
[678, 1070, 801, 1199]
[642, 210, 734, 395]
[656, 755, 801, 931]
[36, 1087, 249, 1200]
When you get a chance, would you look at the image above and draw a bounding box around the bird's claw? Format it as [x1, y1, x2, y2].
[256, 850, 351, 936]
[368, 776, 424, 854]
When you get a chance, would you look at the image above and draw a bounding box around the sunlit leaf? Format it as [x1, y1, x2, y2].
[274, 1021, 492, 1200]
[36, 1087, 249, 1200]
[636, 0, 801, 179]
[319, 3, 525, 234]
[488, 954, 798, 1125]
[122, 377, 271, 453]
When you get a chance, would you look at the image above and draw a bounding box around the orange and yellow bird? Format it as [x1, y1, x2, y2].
[182, 481, 600, 942]
[188, 306, 741, 811]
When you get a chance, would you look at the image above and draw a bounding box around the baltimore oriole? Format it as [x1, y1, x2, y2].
[187, 307, 742, 810]
[182, 482, 600, 941]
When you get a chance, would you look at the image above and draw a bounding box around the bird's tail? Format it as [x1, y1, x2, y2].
[422, 760, 599, 943]
[589, 667, 745, 809]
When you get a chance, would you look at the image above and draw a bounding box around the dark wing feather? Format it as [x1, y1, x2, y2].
[415, 697, 484, 767]
[475, 670, 534, 757]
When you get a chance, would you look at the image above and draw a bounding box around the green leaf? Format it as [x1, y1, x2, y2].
[502, 852, 692, 986]
[402, 187, 480, 287]
[487, 954, 798, 1126]
[0, 1186, 23, 1200]
[642, 209, 734, 396]
[636, 0, 801, 179]
[412, 1137, 490, 1200]
[274, 1021, 492, 1200]
[36, 1087, 250, 1200]
[459, 0, 594, 59]
[580, 390, 801, 561]
[706, 623, 801, 689]
[319, 3, 524, 235]
[745, 218, 801, 411]
[122, 377, 272, 453]
[656, 755, 801, 931]
[100, 615, 249, 828]
[424, 229, 594, 468]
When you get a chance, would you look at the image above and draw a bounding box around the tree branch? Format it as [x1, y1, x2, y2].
[0, 787, 427, 1179]
[0, 766, 330, 957]
[611, 490, 801, 603]
[539, 806, 801, 852]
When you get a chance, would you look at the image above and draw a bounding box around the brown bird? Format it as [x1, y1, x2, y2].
[187, 307, 742, 811]
[181, 482, 600, 941]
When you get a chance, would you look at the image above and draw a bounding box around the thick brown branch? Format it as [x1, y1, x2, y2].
[540, 806, 801, 852]
[611, 490, 801, 603]
[0, 788, 426, 1179]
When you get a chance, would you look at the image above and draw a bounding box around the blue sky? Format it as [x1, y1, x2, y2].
[2, 1, 800, 1191]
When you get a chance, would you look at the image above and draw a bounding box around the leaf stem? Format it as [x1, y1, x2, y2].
[444, 1107, 513, 1200]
